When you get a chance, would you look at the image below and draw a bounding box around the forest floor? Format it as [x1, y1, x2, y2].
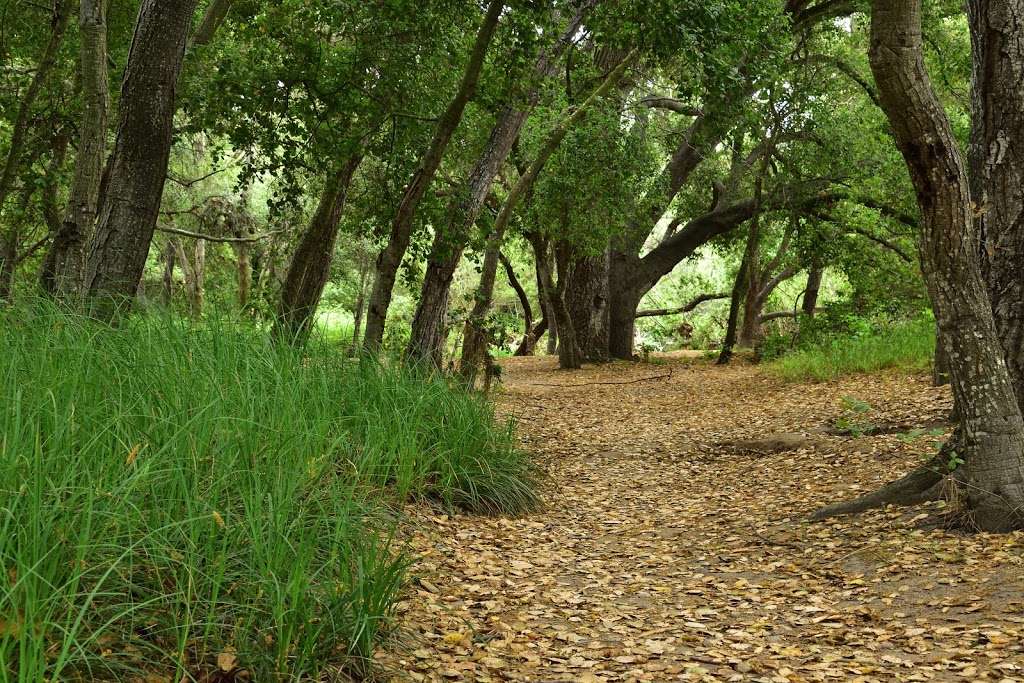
[376, 354, 1024, 682]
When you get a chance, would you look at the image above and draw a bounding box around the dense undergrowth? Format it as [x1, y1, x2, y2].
[0, 306, 535, 681]
[765, 311, 935, 382]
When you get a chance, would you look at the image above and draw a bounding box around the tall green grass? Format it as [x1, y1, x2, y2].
[767, 316, 935, 382]
[0, 305, 535, 681]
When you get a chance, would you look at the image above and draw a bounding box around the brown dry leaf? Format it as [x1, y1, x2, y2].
[125, 443, 144, 466]
[217, 648, 237, 672]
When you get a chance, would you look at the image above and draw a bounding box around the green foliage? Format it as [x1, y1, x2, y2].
[834, 396, 875, 437]
[0, 304, 535, 680]
[768, 313, 936, 383]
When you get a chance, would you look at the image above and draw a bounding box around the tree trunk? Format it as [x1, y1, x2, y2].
[407, 234, 462, 365]
[274, 157, 362, 342]
[362, 0, 504, 351]
[173, 237, 205, 319]
[0, 231, 16, 303]
[818, 0, 1024, 532]
[717, 254, 750, 365]
[83, 0, 200, 318]
[40, 0, 108, 301]
[350, 260, 369, 355]
[552, 241, 582, 369]
[459, 227, 507, 385]
[968, 0, 1024, 414]
[161, 240, 175, 306]
[405, 3, 596, 364]
[565, 246, 611, 362]
[802, 264, 824, 316]
[501, 250, 538, 354]
[532, 235, 558, 355]
[0, 1, 71, 223]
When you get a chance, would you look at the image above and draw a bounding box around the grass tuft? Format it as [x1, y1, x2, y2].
[0, 303, 535, 680]
[767, 316, 935, 383]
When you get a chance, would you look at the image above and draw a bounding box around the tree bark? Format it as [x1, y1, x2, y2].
[350, 259, 370, 355]
[41, 0, 108, 301]
[968, 0, 1024, 414]
[83, 0, 200, 318]
[565, 246, 611, 362]
[818, 0, 1024, 532]
[459, 226, 507, 385]
[717, 253, 750, 365]
[161, 240, 175, 306]
[0, 0, 71, 218]
[405, 2, 596, 364]
[362, 0, 504, 351]
[274, 156, 362, 342]
[802, 264, 824, 316]
[552, 240, 582, 369]
[500, 250, 536, 354]
[190, 0, 234, 48]
[532, 234, 558, 354]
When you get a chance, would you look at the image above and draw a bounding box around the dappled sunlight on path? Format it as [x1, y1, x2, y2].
[379, 355, 1024, 682]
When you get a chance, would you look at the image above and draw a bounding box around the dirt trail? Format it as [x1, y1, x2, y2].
[379, 355, 1024, 682]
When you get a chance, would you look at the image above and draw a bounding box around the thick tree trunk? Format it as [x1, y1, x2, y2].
[41, 0, 108, 301]
[362, 0, 504, 351]
[818, 0, 1024, 532]
[405, 3, 596, 364]
[0, 1, 71, 222]
[274, 157, 362, 342]
[565, 246, 611, 362]
[717, 254, 750, 365]
[968, 0, 1024, 413]
[83, 0, 200, 318]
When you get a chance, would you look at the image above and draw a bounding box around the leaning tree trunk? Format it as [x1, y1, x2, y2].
[274, 157, 362, 342]
[459, 228, 507, 386]
[968, 0, 1024, 414]
[40, 0, 108, 301]
[405, 2, 596, 364]
[802, 264, 824, 316]
[362, 0, 504, 351]
[82, 0, 200, 318]
[815, 0, 1024, 532]
[717, 253, 750, 365]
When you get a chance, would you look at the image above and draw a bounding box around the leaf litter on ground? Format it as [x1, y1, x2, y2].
[376, 353, 1024, 682]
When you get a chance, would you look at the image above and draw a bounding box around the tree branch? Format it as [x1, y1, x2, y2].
[638, 96, 702, 116]
[156, 224, 283, 243]
[636, 292, 730, 318]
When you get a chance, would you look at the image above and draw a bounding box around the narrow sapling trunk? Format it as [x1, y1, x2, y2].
[83, 0, 201, 317]
[815, 0, 1024, 532]
[717, 254, 750, 365]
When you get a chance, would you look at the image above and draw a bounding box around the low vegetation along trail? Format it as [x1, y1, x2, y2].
[379, 355, 1024, 682]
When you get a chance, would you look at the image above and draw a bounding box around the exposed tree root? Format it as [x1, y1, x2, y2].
[810, 452, 949, 521]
